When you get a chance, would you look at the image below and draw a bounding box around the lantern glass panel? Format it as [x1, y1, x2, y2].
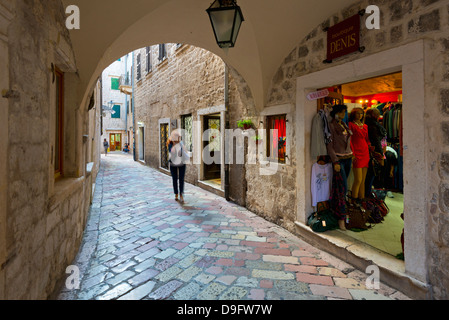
[232, 11, 243, 44]
[209, 9, 236, 43]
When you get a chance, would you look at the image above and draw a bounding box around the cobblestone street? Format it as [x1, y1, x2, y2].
[56, 153, 410, 301]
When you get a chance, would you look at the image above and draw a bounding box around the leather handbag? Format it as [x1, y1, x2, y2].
[308, 209, 339, 233]
[345, 205, 371, 230]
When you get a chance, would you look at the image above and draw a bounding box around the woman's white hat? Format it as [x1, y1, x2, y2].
[170, 129, 181, 142]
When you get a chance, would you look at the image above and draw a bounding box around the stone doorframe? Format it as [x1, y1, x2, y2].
[196, 105, 226, 190]
[138, 122, 146, 163]
[0, 0, 13, 299]
[295, 40, 427, 284]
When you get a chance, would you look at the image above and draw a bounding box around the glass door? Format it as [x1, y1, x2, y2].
[160, 124, 169, 169]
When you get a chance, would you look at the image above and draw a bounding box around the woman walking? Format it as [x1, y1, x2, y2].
[103, 139, 109, 156]
[168, 130, 190, 203]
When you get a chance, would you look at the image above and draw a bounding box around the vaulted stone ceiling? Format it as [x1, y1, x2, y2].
[62, 0, 356, 110]
[341, 72, 403, 96]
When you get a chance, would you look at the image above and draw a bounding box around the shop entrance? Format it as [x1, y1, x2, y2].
[296, 40, 428, 291]
[315, 72, 405, 258]
[203, 113, 222, 185]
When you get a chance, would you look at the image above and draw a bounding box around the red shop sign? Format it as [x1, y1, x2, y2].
[326, 14, 361, 62]
[307, 89, 329, 101]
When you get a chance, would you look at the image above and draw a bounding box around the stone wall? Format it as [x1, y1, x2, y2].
[1, 0, 98, 299]
[265, 0, 449, 300]
[133, 43, 302, 234]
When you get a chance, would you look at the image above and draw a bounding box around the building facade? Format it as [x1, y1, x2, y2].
[101, 54, 133, 154]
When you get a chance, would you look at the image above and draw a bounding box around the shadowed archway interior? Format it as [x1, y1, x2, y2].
[62, 0, 356, 111]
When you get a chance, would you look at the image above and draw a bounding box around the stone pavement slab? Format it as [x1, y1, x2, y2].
[56, 153, 411, 301]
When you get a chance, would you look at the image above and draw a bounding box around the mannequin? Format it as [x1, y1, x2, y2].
[326, 105, 353, 230]
[348, 108, 371, 203]
[326, 105, 353, 193]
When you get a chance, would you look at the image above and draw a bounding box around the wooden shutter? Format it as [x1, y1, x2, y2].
[137, 53, 141, 80]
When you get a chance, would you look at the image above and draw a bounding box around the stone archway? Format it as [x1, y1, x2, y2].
[61, 0, 356, 114]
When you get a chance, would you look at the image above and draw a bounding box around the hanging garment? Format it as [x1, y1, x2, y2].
[311, 112, 328, 159]
[311, 162, 333, 207]
[329, 170, 347, 220]
[320, 109, 332, 145]
[365, 117, 387, 156]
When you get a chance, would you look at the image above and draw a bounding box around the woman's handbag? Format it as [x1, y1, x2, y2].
[368, 194, 389, 217]
[345, 205, 371, 230]
[308, 209, 339, 233]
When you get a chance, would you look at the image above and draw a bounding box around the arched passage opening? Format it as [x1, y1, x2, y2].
[97, 42, 258, 206]
[61, 0, 357, 115]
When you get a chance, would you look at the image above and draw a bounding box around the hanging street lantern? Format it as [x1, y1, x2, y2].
[206, 0, 244, 49]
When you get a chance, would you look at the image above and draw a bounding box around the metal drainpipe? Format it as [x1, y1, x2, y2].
[224, 64, 230, 201]
[132, 51, 137, 162]
[100, 77, 103, 137]
[124, 54, 128, 145]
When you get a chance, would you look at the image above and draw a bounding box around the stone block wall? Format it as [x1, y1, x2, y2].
[265, 0, 449, 299]
[1, 0, 97, 299]
[134, 42, 300, 232]
[135, 45, 224, 183]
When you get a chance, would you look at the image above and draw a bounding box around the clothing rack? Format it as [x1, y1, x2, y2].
[382, 103, 402, 142]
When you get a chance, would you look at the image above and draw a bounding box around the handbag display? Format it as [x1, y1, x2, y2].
[372, 189, 387, 200]
[308, 209, 339, 233]
[368, 192, 390, 217]
[365, 199, 384, 224]
[345, 204, 371, 230]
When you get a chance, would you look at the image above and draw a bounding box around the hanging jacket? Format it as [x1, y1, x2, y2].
[326, 119, 353, 164]
[329, 170, 347, 220]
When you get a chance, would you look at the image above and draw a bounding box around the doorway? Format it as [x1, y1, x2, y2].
[318, 72, 405, 258]
[296, 40, 427, 284]
[203, 113, 222, 185]
[138, 126, 145, 161]
[160, 123, 169, 169]
[109, 133, 122, 151]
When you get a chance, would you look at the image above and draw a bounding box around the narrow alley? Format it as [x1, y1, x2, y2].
[55, 153, 410, 301]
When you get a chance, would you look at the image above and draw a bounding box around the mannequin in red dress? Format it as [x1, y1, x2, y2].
[349, 108, 371, 200]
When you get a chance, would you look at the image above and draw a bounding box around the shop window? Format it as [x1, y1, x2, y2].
[54, 69, 64, 178]
[181, 114, 193, 152]
[111, 105, 121, 119]
[266, 114, 287, 164]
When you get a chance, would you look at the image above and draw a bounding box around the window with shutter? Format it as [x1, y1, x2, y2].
[112, 105, 121, 119]
[158, 44, 167, 61]
[137, 53, 141, 80]
[111, 77, 120, 90]
[146, 46, 152, 73]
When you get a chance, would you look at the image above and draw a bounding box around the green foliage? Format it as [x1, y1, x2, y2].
[237, 119, 253, 129]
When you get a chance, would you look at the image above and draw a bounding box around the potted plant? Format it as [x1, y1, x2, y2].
[237, 119, 254, 130]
